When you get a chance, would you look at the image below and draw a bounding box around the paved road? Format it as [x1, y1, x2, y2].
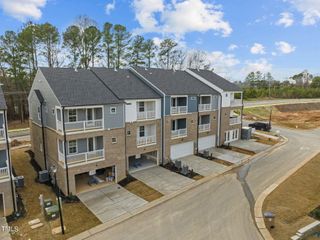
[82, 125, 320, 240]
[244, 98, 320, 108]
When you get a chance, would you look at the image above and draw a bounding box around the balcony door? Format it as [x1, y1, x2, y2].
[87, 137, 97, 152]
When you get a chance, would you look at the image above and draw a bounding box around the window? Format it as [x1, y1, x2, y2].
[52, 108, 55, 116]
[138, 102, 145, 112]
[87, 109, 93, 120]
[37, 107, 41, 120]
[139, 126, 145, 137]
[88, 138, 95, 152]
[110, 107, 117, 114]
[68, 109, 77, 122]
[68, 140, 77, 154]
[112, 137, 117, 144]
[127, 130, 131, 136]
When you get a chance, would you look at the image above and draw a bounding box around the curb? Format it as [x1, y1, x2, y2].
[254, 150, 319, 240]
[8, 128, 30, 133]
[69, 138, 287, 240]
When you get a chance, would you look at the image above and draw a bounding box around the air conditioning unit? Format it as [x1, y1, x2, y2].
[38, 170, 50, 183]
[15, 176, 25, 187]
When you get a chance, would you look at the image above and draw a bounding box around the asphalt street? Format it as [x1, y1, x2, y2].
[82, 125, 320, 240]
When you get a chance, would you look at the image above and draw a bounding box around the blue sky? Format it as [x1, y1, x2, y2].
[0, 0, 319, 81]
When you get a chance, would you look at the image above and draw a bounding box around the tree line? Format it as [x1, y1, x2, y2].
[0, 16, 212, 122]
[241, 71, 320, 99]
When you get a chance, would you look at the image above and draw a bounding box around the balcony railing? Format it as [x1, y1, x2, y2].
[0, 167, 8, 179]
[59, 149, 104, 166]
[231, 99, 242, 107]
[199, 104, 212, 112]
[0, 129, 5, 140]
[229, 116, 241, 125]
[171, 128, 187, 138]
[199, 123, 210, 132]
[137, 111, 156, 120]
[137, 135, 156, 146]
[171, 106, 187, 115]
[57, 119, 103, 132]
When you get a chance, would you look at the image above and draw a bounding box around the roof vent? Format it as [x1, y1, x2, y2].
[74, 68, 78, 72]
[126, 75, 130, 78]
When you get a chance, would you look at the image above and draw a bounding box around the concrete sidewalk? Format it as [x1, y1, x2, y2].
[131, 166, 194, 195]
[207, 147, 250, 165]
[230, 139, 270, 153]
[0, 217, 12, 240]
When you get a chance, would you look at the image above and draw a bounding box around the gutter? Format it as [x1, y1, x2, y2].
[217, 93, 222, 147]
[196, 95, 200, 154]
[4, 109, 17, 213]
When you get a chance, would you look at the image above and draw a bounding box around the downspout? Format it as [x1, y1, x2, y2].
[4, 109, 17, 213]
[240, 92, 244, 134]
[62, 107, 70, 195]
[196, 95, 200, 155]
[124, 104, 128, 175]
[39, 102, 47, 170]
[161, 95, 165, 165]
[217, 93, 222, 147]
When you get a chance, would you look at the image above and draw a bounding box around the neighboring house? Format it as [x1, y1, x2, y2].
[131, 67, 220, 162]
[90, 68, 162, 173]
[28, 68, 126, 195]
[186, 69, 243, 145]
[28, 67, 243, 195]
[0, 87, 16, 217]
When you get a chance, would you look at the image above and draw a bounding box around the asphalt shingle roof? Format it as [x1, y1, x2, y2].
[189, 69, 241, 92]
[91, 68, 160, 100]
[133, 67, 219, 96]
[39, 67, 122, 107]
[0, 87, 7, 110]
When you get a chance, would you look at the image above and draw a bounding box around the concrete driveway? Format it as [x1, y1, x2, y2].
[207, 148, 250, 165]
[177, 155, 229, 177]
[230, 139, 270, 153]
[131, 166, 194, 195]
[77, 184, 147, 223]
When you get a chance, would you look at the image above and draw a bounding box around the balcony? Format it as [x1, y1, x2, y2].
[0, 167, 8, 179]
[171, 106, 187, 115]
[199, 104, 212, 112]
[57, 119, 103, 133]
[171, 128, 187, 138]
[229, 116, 241, 125]
[199, 123, 210, 132]
[137, 111, 156, 120]
[59, 149, 104, 166]
[137, 135, 156, 146]
[230, 99, 242, 107]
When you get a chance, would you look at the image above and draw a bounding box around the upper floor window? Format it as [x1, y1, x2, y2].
[139, 126, 145, 137]
[68, 140, 77, 154]
[68, 109, 77, 122]
[110, 107, 117, 114]
[138, 102, 145, 112]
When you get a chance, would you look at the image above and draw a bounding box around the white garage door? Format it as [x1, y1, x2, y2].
[198, 135, 216, 151]
[170, 141, 194, 160]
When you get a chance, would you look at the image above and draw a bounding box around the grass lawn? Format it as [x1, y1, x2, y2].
[263, 153, 320, 240]
[9, 147, 101, 240]
[8, 120, 29, 130]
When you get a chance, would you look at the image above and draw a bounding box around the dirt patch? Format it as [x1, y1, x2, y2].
[243, 104, 320, 129]
[276, 102, 320, 112]
[10, 139, 30, 148]
[213, 159, 234, 167]
[263, 153, 320, 240]
[119, 176, 163, 202]
[8, 120, 29, 130]
[9, 147, 101, 240]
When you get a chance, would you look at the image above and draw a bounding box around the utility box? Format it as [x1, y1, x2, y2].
[15, 176, 25, 187]
[38, 170, 50, 183]
[264, 211, 275, 229]
[241, 127, 252, 140]
[45, 205, 60, 221]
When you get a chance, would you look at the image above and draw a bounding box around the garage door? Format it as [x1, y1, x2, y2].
[170, 141, 194, 160]
[198, 135, 216, 151]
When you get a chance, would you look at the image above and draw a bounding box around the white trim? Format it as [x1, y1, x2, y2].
[68, 140, 78, 154]
[87, 137, 97, 152]
[64, 105, 104, 110]
[67, 109, 77, 122]
[170, 96, 188, 115]
[110, 107, 117, 114]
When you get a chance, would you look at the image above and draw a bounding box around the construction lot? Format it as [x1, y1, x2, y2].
[243, 102, 320, 129]
[263, 153, 320, 240]
[8, 147, 101, 240]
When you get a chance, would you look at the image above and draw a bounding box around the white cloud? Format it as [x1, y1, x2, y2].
[275, 41, 296, 54]
[242, 58, 272, 75]
[276, 12, 294, 27]
[133, 0, 232, 38]
[228, 44, 238, 51]
[0, 0, 46, 21]
[250, 43, 266, 55]
[285, 0, 320, 25]
[207, 51, 240, 75]
[105, 0, 115, 15]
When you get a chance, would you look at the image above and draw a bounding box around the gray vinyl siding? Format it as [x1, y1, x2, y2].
[212, 95, 219, 110]
[188, 95, 198, 113]
[0, 149, 7, 168]
[164, 96, 171, 116]
[67, 137, 103, 154]
[28, 70, 61, 129]
[104, 104, 124, 129]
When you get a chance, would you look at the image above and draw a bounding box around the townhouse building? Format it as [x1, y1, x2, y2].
[0, 88, 16, 217]
[28, 67, 242, 195]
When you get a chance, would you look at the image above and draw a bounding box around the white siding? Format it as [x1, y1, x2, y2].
[125, 99, 161, 123]
[221, 92, 231, 108]
[199, 135, 216, 151]
[170, 141, 194, 160]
